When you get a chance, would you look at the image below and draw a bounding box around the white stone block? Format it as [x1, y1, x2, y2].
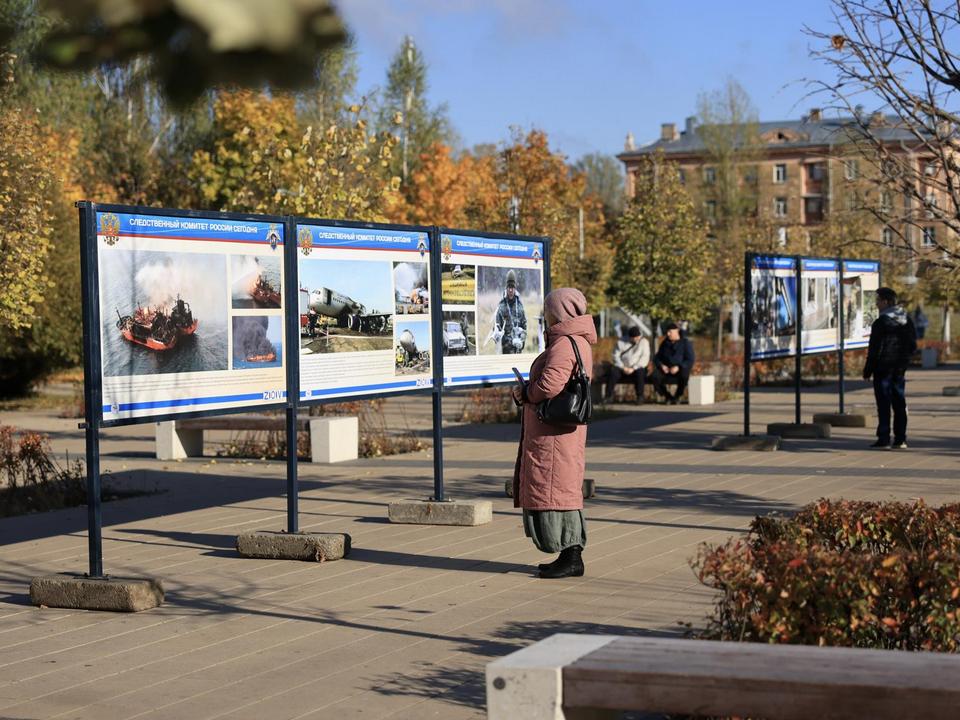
[309, 416, 358, 463]
[155, 421, 203, 460]
[688, 374, 715, 405]
[486, 634, 616, 720]
[921, 347, 938, 369]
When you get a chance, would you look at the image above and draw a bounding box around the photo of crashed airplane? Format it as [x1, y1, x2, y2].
[298, 259, 394, 355]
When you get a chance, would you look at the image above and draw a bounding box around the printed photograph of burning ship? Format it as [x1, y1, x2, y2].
[231, 255, 282, 309]
[99, 248, 228, 377]
[232, 316, 282, 369]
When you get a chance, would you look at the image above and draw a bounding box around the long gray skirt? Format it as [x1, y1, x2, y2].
[522, 509, 587, 554]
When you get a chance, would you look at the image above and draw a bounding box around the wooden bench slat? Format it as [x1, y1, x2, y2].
[563, 637, 960, 719]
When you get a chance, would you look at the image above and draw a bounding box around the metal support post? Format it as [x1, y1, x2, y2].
[78, 202, 104, 577]
[283, 217, 300, 532]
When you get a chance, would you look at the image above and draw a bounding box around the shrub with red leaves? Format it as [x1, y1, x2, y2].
[694, 499, 960, 651]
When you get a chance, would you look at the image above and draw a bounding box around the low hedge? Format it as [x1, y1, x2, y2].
[694, 499, 960, 652]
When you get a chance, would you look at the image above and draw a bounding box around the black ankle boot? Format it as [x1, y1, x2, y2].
[537, 556, 560, 572]
[538, 546, 584, 579]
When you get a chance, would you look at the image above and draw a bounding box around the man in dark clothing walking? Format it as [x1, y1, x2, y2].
[651, 322, 695, 404]
[863, 287, 917, 449]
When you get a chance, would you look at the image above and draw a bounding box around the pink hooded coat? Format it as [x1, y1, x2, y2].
[513, 288, 597, 510]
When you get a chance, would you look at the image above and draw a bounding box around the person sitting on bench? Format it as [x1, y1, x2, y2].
[604, 326, 650, 404]
[651, 322, 695, 404]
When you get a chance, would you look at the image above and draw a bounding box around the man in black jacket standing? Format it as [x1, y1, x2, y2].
[863, 287, 917, 449]
[651, 322, 695, 404]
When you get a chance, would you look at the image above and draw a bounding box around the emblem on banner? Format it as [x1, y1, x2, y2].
[267, 224, 281, 250]
[99, 213, 121, 245]
[417, 237, 427, 258]
[441, 235, 452, 261]
[298, 226, 313, 255]
[532, 247, 541, 264]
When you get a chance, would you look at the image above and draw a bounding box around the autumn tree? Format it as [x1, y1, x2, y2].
[573, 152, 625, 222]
[610, 152, 713, 326]
[375, 36, 453, 184]
[188, 90, 399, 220]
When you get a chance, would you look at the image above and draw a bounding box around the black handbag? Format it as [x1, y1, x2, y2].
[536, 335, 592, 426]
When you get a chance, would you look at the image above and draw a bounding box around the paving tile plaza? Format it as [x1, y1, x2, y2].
[1, 366, 959, 719]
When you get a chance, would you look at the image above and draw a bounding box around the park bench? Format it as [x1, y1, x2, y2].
[155, 414, 358, 463]
[592, 361, 715, 405]
[486, 634, 960, 719]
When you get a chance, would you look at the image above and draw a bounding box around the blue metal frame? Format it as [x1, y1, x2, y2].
[86, 202, 290, 428]
[435, 226, 552, 390]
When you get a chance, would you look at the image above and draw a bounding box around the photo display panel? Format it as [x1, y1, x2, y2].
[440, 232, 546, 387]
[800, 257, 840, 355]
[749, 255, 798, 360]
[95, 209, 286, 423]
[842, 260, 881, 349]
[296, 223, 433, 401]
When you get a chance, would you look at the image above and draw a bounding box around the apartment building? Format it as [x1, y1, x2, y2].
[617, 109, 948, 254]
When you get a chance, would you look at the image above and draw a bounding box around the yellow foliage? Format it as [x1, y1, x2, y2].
[187, 90, 399, 220]
[0, 107, 56, 331]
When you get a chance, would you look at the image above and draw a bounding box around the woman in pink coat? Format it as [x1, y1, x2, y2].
[511, 287, 596, 578]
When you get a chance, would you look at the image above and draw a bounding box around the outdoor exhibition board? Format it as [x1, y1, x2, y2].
[800, 257, 840, 355]
[842, 260, 881, 350]
[748, 255, 798, 360]
[439, 230, 548, 387]
[91, 206, 288, 425]
[295, 221, 434, 402]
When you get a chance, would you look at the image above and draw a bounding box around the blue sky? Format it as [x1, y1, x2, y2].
[338, 0, 843, 160]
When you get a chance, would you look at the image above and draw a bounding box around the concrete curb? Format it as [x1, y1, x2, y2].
[236, 530, 350, 561]
[30, 574, 164, 612]
[711, 435, 780, 451]
[812, 412, 868, 428]
[766, 422, 832, 439]
[388, 499, 492, 526]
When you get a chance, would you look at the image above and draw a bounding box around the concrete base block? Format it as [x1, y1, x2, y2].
[711, 435, 780, 451]
[921, 347, 939, 369]
[30, 574, 163, 612]
[388, 499, 492, 526]
[487, 634, 616, 720]
[309, 416, 359, 463]
[767, 422, 832, 439]
[236, 530, 350, 561]
[688, 375, 715, 405]
[155, 421, 202, 460]
[943, 386, 960, 397]
[505, 478, 596, 499]
[813, 412, 867, 428]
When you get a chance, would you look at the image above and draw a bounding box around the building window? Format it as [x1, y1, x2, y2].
[806, 163, 824, 181]
[882, 227, 894, 246]
[925, 192, 937, 219]
[774, 197, 788, 217]
[844, 159, 859, 180]
[704, 200, 717, 219]
[844, 193, 858, 212]
[774, 164, 787, 183]
[922, 226, 936, 247]
[704, 167, 716, 184]
[743, 166, 758, 185]
[924, 161, 937, 177]
[879, 190, 892, 215]
[804, 196, 824, 223]
[777, 227, 788, 247]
